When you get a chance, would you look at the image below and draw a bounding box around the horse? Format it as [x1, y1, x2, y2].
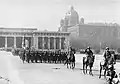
[83, 54, 95, 76]
[99, 54, 116, 79]
[64, 51, 75, 69]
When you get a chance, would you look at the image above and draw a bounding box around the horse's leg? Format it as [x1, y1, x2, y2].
[83, 62, 85, 74]
[74, 62, 75, 69]
[89, 66, 91, 75]
[69, 62, 72, 69]
[73, 62, 75, 69]
[72, 62, 74, 69]
[23, 58, 25, 63]
[67, 63, 69, 69]
[99, 65, 102, 78]
[71, 62, 73, 69]
[83, 63, 85, 74]
[22, 60, 24, 64]
[86, 65, 88, 74]
[89, 66, 93, 76]
[104, 69, 107, 80]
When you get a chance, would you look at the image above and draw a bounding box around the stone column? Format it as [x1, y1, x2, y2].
[22, 36, 24, 48]
[36, 37, 38, 49]
[42, 37, 44, 49]
[5, 36, 7, 48]
[48, 37, 50, 50]
[14, 36, 16, 48]
[59, 37, 61, 49]
[33, 36, 38, 50]
[54, 37, 56, 50]
[31, 35, 33, 47]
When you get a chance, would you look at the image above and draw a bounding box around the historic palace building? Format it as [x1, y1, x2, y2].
[59, 6, 120, 49]
[0, 28, 70, 51]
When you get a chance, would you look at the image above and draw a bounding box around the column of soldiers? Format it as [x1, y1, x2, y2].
[18, 49, 69, 64]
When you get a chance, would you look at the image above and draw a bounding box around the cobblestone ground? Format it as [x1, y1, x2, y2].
[0, 51, 120, 84]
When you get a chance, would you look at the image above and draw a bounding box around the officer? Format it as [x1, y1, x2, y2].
[103, 47, 111, 67]
[85, 46, 93, 58]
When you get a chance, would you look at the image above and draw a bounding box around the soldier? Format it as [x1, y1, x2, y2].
[26, 49, 31, 63]
[44, 51, 47, 63]
[84, 46, 93, 62]
[53, 51, 56, 63]
[103, 47, 112, 67]
[55, 51, 57, 63]
[41, 51, 44, 63]
[61, 51, 64, 63]
[50, 51, 53, 63]
[34, 50, 37, 63]
[30, 50, 34, 63]
[39, 51, 42, 63]
[48, 51, 51, 63]
[103, 47, 111, 60]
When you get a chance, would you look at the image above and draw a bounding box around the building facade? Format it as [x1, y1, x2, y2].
[0, 28, 70, 51]
[59, 6, 120, 49]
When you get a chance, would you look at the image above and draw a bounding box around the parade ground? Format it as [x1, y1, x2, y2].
[0, 51, 120, 84]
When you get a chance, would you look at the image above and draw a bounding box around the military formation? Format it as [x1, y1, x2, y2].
[18, 49, 69, 64]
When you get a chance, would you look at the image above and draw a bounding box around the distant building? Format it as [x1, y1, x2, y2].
[0, 28, 70, 51]
[59, 6, 120, 49]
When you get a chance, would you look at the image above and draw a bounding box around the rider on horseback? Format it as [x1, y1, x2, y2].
[104, 47, 111, 60]
[103, 47, 112, 67]
[107, 65, 119, 84]
[85, 46, 93, 62]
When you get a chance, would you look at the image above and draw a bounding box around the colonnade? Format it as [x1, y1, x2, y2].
[0, 36, 66, 50]
[35, 36, 65, 50]
[4, 36, 23, 48]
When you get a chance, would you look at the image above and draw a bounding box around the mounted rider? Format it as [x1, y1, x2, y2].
[84, 46, 93, 62]
[104, 47, 111, 60]
[103, 47, 112, 66]
[107, 65, 119, 84]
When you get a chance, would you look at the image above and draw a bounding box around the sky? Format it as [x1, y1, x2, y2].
[0, 0, 120, 31]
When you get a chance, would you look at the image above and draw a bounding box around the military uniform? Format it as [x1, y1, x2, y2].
[103, 47, 112, 67]
[84, 47, 93, 62]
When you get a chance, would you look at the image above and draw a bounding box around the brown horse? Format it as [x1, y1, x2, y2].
[99, 54, 116, 79]
[83, 55, 95, 76]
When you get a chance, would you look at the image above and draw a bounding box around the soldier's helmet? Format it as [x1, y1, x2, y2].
[87, 46, 91, 49]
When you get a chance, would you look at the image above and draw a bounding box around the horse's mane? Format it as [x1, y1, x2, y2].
[108, 55, 115, 64]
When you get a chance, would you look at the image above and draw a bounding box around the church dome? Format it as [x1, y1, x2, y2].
[68, 6, 79, 26]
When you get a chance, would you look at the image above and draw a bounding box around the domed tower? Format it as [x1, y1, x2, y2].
[60, 19, 64, 27]
[68, 6, 79, 27]
[64, 13, 69, 27]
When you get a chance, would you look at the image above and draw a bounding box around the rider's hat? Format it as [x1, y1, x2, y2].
[106, 47, 109, 50]
[87, 46, 91, 49]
